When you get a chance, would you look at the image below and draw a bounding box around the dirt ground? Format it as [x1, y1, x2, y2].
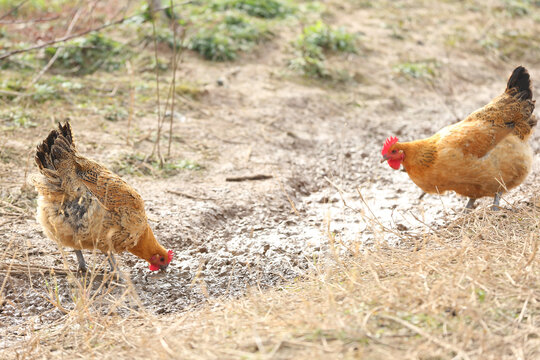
[1, 0, 540, 350]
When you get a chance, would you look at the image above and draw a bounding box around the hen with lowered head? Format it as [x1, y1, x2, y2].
[381, 66, 536, 209]
[32, 122, 173, 273]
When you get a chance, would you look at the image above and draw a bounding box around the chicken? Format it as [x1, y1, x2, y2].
[32, 121, 173, 273]
[381, 66, 536, 209]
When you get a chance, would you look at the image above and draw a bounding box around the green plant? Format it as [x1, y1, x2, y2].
[0, 110, 37, 130]
[211, 0, 294, 19]
[190, 30, 237, 61]
[297, 21, 357, 54]
[288, 54, 329, 78]
[479, 30, 540, 61]
[103, 106, 128, 122]
[31, 83, 58, 102]
[45, 33, 128, 75]
[394, 60, 437, 79]
[502, 0, 532, 17]
[138, 25, 182, 50]
[175, 81, 207, 99]
[475, 288, 486, 302]
[189, 13, 271, 61]
[114, 153, 202, 177]
[290, 21, 357, 78]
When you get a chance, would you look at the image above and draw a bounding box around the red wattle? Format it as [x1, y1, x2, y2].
[149, 264, 160, 271]
[388, 159, 401, 170]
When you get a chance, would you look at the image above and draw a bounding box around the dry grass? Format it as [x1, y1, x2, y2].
[2, 196, 538, 360]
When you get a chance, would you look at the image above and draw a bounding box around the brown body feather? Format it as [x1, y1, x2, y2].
[385, 66, 535, 200]
[32, 122, 169, 267]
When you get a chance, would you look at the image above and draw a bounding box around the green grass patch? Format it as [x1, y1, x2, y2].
[289, 21, 357, 79]
[210, 0, 295, 18]
[479, 30, 540, 62]
[175, 81, 207, 99]
[134, 0, 292, 61]
[393, 60, 438, 79]
[500, 0, 534, 17]
[102, 105, 128, 122]
[0, 75, 84, 104]
[138, 26, 180, 51]
[45, 33, 129, 75]
[189, 13, 272, 61]
[297, 20, 357, 53]
[0, 110, 37, 131]
[114, 153, 202, 177]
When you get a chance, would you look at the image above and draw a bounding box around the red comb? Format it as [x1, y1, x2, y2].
[148, 250, 174, 271]
[382, 136, 399, 155]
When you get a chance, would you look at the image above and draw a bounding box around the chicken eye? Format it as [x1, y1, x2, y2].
[160, 257, 165, 262]
[391, 150, 397, 154]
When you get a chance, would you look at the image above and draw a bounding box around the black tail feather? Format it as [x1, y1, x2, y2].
[35, 121, 75, 171]
[58, 121, 74, 146]
[506, 66, 532, 100]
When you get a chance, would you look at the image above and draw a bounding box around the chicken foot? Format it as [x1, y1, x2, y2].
[465, 192, 502, 211]
[107, 253, 124, 282]
[492, 192, 502, 211]
[75, 250, 88, 273]
[75, 250, 123, 282]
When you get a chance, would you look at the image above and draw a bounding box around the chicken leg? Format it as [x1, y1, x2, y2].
[465, 198, 476, 210]
[107, 253, 123, 282]
[492, 192, 502, 211]
[75, 250, 88, 273]
[75, 250, 123, 281]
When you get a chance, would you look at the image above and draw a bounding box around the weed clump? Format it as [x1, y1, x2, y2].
[0, 110, 37, 130]
[45, 33, 128, 75]
[114, 153, 202, 177]
[189, 13, 271, 61]
[289, 21, 357, 78]
[211, 0, 295, 18]
[175, 81, 207, 99]
[393, 60, 438, 79]
[298, 21, 357, 53]
[500, 0, 533, 17]
[479, 30, 540, 62]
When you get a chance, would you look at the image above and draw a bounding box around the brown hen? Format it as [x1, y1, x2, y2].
[33, 122, 173, 273]
[381, 66, 536, 209]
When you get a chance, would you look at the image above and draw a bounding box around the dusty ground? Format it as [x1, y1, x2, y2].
[1, 0, 540, 353]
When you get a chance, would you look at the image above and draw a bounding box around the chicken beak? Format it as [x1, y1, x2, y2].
[380, 155, 388, 163]
[159, 263, 169, 272]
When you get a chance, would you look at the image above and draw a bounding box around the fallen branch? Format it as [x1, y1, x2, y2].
[225, 174, 273, 182]
[166, 189, 216, 201]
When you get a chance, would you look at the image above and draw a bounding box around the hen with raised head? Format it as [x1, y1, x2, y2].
[381, 66, 536, 209]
